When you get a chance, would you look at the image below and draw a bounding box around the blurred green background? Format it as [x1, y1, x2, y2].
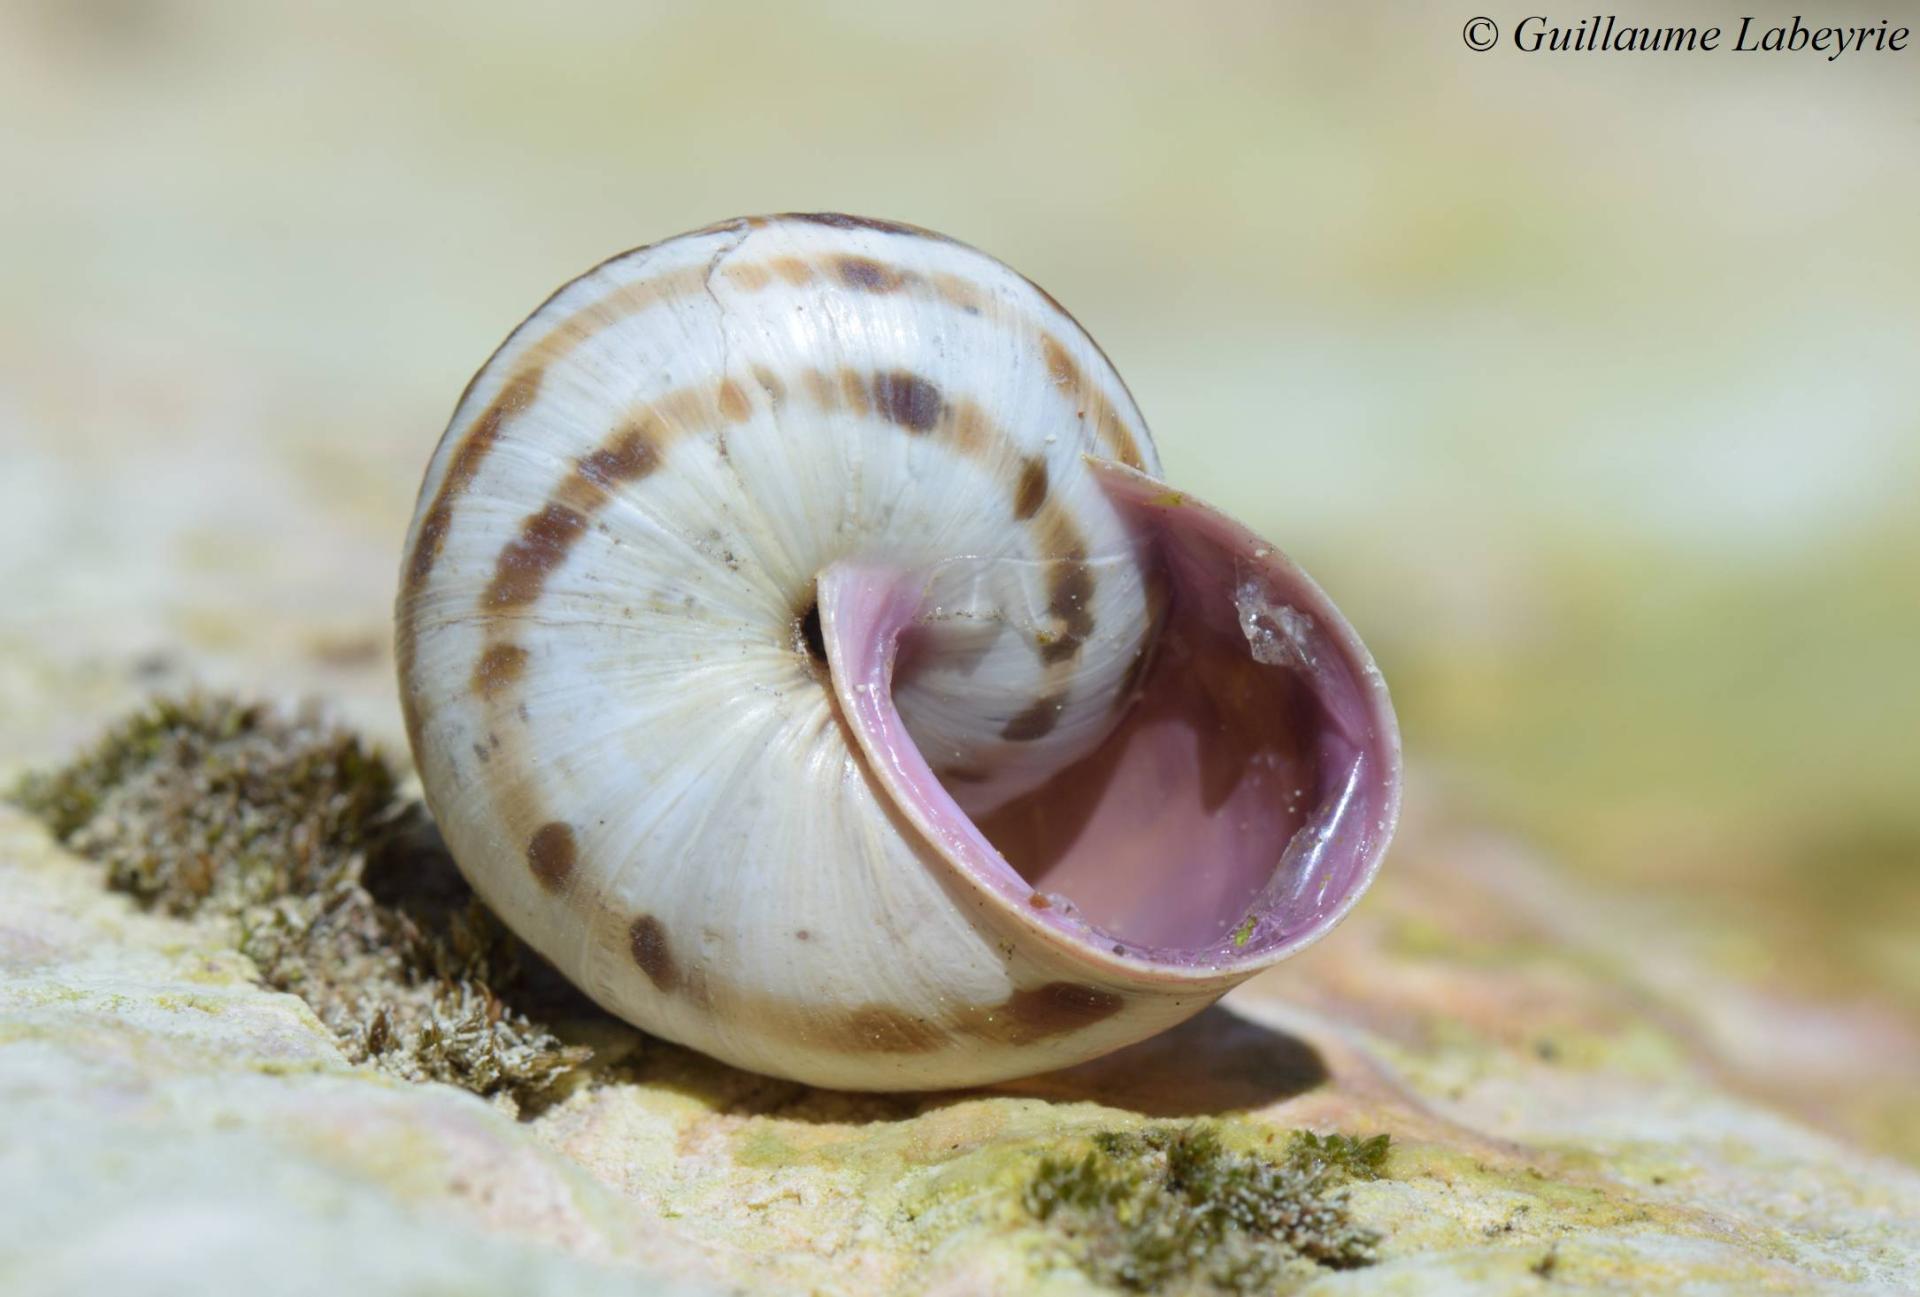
[4, 0, 1916, 1121]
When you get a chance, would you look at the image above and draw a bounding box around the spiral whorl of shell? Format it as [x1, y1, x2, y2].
[397, 214, 1400, 1089]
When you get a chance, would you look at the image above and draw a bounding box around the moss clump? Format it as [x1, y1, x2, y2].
[1286, 1129, 1391, 1182]
[1022, 1124, 1383, 1294]
[11, 695, 592, 1113]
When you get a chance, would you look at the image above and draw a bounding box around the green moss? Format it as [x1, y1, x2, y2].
[1286, 1130, 1391, 1181]
[1021, 1123, 1384, 1294]
[9, 694, 593, 1114]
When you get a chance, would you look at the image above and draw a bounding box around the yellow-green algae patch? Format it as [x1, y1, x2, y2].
[1019, 1125, 1386, 1292]
[727, 1099, 1397, 1293]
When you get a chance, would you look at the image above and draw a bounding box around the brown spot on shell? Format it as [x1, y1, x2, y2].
[716, 378, 751, 423]
[800, 368, 840, 411]
[471, 643, 529, 698]
[931, 272, 983, 314]
[871, 371, 943, 432]
[770, 256, 814, 286]
[1042, 335, 1081, 387]
[839, 368, 871, 417]
[1041, 555, 1097, 663]
[1013, 456, 1049, 520]
[628, 915, 676, 991]
[1037, 634, 1084, 666]
[834, 255, 907, 293]
[576, 416, 662, 491]
[1002, 694, 1063, 742]
[485, 502, 589, 608]
[1028, 891, 1052, 909]
[1049, 557, 1096, 620]
[836, 1006, 945, 1054]
[526, 822, 576, 892]
[946, 399, 991, 456]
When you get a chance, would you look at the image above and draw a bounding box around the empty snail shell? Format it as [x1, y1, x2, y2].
[395, 214, 1400, 1090]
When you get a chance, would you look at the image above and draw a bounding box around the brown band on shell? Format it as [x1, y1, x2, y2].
[458, 389, 697, 900]
[485, 502, 591, 610]
[722, 261, 772, 291]
[1002, 694, 1064, 742]
[799, 368, 840, 411]
[575, 416, 664, 493]
[406, 237, 766, 604]
[406, 369, 545, 591]
[811, 982, 1125, 1055]
[627, 915, 677, 991]
[1012, 456, 1049, 520]
[716, 378, 752, 423]
[1039, 332, 1147, 471]
[957, 981, 1125, 1045]
[1021, 502, 1099, 667]
[664, 230, 1149, 472]
[471, 643, 529, 699]
[930, 272, 984, 315]
[835, 1005, 946, 1053]
[770, 256, 814, 286]
[479, 407, 679, 613]
[526, 821, 577, 892]
[457, 349, 1110, 927]
[1041, 335, 1080, 388]
[1047, 556, 1097, 643]
[838, 368, 872, 417]
[939, 397, 988, 456]
[1093, 404, 1146, 471]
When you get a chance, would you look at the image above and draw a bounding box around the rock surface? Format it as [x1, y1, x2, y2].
[4, 780, 1918, 1295]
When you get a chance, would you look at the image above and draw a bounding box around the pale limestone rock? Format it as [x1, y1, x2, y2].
[5, 794, 1919, 1295]
[0, 810, 723, 1297]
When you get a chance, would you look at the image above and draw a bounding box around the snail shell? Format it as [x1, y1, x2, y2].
[396, 214, 1400, 1090]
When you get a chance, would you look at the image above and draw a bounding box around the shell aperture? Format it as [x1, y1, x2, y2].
[396, 214, 1400, 1089]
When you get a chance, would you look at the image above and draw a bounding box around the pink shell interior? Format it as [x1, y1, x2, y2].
[819, 460, 1401, 970]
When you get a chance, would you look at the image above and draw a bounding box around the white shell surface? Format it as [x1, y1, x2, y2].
[398, 216, 1226, 1089]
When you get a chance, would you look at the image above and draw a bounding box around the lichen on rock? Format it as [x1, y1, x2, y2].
[1022, 1122, 1387, 1293]
[10, 694, 593, 1113]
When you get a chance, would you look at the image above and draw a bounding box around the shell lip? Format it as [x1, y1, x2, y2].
[818, 460, 1402, 990]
